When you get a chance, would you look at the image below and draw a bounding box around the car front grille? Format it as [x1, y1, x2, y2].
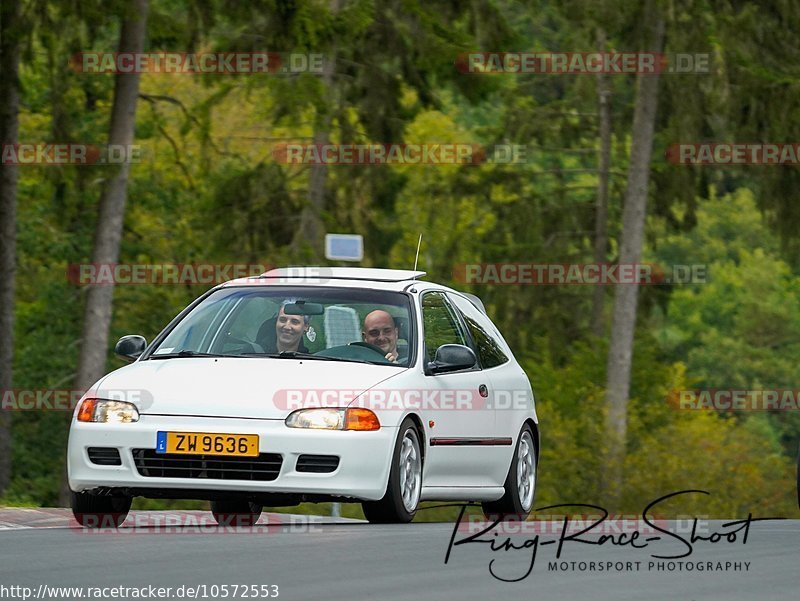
[295, 454, 340, 473]
[88, 447, 122, 466]
[132, 449, 282, 481]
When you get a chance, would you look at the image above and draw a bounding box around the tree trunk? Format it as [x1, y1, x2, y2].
[603, 9, 664, 505]
[61, 0, 149, 505]
[293, 127, 331, 259]
[591, 28, 612, 339]
[0, 0, 22, 497]
[291, 0, 340, 261]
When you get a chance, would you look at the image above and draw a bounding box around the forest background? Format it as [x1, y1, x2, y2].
[1, 0, 799, 519]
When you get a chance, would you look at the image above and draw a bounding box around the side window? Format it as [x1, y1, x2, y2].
[449, 294, 509, 369]
[421, 291, 468, 363]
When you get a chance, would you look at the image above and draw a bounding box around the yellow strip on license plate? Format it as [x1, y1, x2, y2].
[156, 431, 259, 457]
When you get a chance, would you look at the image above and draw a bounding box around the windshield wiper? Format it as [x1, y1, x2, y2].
[238, 351, 380, 365]
[150, 349, 392, 365]
[149, 350, 227, 360]
[238, 351, 342, 361]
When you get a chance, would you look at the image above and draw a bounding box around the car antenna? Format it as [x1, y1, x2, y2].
[413, 234, 422, 272]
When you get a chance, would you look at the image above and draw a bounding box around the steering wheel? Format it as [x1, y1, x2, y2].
[348, 341, 388, 357]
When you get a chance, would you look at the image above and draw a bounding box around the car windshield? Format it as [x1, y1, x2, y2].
[149, 286, 414, 366]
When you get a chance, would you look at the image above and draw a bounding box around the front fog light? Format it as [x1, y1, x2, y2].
[77, 399, 140, 423]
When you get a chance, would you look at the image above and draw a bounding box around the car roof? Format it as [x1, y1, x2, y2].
[220, 267, 487, 313]
[221, 267, 428, 291]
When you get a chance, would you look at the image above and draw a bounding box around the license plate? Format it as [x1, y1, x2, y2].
[156, 432, 259, 457]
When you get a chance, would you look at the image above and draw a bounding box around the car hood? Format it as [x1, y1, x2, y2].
[96, 358, 407, 419]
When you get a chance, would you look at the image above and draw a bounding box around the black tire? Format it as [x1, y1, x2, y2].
[210, 499, 262, 527]
[362, 419, 422, 523]
[71, 491, 132, 528]
[482, 423, 537, 521]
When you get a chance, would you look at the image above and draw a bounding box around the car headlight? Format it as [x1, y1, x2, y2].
[285, 408, 380, 431]
[77, 399, 140, 423]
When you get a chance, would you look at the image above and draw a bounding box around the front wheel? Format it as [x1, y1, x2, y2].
[71, 491, 132, 528]
[482, 424, 537, 521]
[362, 419, 422, 523]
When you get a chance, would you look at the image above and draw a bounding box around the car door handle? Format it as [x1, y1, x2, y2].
[478, 384, 489, 398]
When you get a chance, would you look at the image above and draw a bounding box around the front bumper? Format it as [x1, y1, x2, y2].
[68, 414, 396, 501]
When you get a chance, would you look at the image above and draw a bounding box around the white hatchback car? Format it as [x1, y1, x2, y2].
[68, 268, 538, 525]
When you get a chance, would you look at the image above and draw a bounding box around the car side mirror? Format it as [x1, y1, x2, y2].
[428, 344, 477, 374]
[115, 335, 147, 362]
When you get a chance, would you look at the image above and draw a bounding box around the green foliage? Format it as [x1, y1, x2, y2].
[624, 412, 795, 516]
[651, 189, 800, 452]
[525, 337, 796, 516]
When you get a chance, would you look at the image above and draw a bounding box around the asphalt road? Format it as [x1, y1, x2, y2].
[0, 509, 797, 601]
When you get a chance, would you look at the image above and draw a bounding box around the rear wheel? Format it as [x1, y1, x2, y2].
[362, 419, 422, 523]
[482, 424, 536, 521]
[210, 499, 262, 527]
[71, 491, 131, 528]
